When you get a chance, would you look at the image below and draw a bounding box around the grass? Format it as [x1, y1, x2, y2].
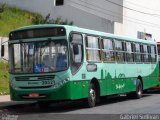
[0, 6, 42, 95]
[0, 61, 9, 95]
[0, 6, 38, 36]
[0, 6, 35, 95]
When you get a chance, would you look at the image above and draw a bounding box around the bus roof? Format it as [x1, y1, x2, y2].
[10, 24, 156, 45]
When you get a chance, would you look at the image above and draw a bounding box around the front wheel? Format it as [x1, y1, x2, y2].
[87, 83, 97, 107]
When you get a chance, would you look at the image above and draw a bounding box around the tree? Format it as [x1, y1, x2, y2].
[0, 3, 6, 19]
[32, 13, 73, 25]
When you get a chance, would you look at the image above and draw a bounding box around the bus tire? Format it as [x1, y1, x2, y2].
[87, 83, 96, 107]
[134, 79, 143, 99]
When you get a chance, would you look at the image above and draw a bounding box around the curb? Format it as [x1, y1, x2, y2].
[0, 95, 10, 102]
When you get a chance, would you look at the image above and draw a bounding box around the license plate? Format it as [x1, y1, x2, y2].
[29, 93, 39, 98]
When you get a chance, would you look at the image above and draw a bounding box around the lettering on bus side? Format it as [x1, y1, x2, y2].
[116, 84, 125, 89]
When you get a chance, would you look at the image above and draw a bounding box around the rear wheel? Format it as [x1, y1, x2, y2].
[127, 79, 143, 99]
[134, 79, 143, 99]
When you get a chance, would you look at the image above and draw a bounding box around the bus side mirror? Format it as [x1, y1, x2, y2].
[1, 45, 4, 57]
[73, 44, 79, 55]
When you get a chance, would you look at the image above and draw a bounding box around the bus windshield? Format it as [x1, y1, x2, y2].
[9, 40, 68, 73]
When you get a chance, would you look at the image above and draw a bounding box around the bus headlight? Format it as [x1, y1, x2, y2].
[64, 77, 69, 83]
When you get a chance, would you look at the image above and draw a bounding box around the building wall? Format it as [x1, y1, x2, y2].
[0, 0, 123, 33]
[51, 5, 115, 33]
[114, 0, 160, 42]
[1, 0, 160, 41]
[63, 0, 123, 23]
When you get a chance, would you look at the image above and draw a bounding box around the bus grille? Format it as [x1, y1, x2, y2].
[15, 75, 55, 81]
[19, 85, 52, 89]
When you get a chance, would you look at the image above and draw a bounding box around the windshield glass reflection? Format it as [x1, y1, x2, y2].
[10, 40, 68, 73]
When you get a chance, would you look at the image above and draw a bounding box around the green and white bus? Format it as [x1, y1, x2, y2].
[2, 24, 159, 107]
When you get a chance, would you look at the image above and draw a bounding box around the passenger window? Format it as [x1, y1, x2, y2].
[151, 45, 156, 62]
[114, 40, 125, 62]
[86, 36, 101, 62]
[147, 46, 151, 62]
[126, 42, 134, 62]
[135, 43, 141, 62]
[103, 38, 114, 50]
[143, 45, 149, 63]
[140, 44, 144, 62]
[115, 40, 123, 51]
[102, 38, 115, 62]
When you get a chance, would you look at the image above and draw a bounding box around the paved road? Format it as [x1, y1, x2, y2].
[0, 90, 160, 120]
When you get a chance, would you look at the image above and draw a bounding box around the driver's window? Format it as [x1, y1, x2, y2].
[70, 33, 83, 74]
[72, 44, 82, 63]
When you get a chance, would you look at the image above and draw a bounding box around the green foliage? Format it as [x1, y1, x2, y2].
[32, 14, 74, 25]
[32, 13, 51, 24]
[0, 3, 6, 19]
[0, 6, 38, 37]
[50, 16, 74, 25]
[32, 13, 45, 24]
[0, 61, 9, 95]
[0, 3, 6, 13]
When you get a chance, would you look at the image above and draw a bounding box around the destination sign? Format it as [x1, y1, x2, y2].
[9, 27, 66, 40]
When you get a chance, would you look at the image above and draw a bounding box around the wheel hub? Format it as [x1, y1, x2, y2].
[90, 88, 96, 102]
